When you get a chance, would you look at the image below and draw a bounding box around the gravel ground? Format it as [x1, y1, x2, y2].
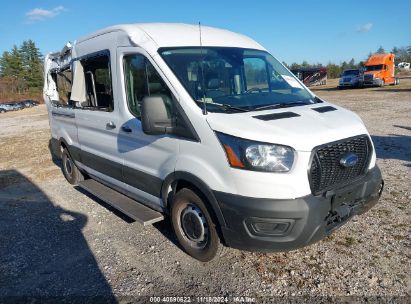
[0, 79, 410, 302]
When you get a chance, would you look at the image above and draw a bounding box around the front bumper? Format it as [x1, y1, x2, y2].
[362, 78, 382, 86]
[338, 81, 359, 88]
[215, 165, 383, 251]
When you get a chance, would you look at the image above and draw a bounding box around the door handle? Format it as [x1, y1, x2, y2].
[121, 125, 132, 133]
[106, 121, 116, 129]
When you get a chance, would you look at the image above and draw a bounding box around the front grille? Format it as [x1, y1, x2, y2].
[364, 74, 373, 82]
[309, 135, 372, 194]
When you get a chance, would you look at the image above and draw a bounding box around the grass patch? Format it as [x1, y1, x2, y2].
[345, 236, 356, 246]
[393, 235, 406, 241]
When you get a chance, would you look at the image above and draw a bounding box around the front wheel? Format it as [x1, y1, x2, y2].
[379, 79, 385, 87]
[171, 188, 224, 262]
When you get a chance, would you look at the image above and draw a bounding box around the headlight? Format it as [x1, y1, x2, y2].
[216, 132, 295, 172]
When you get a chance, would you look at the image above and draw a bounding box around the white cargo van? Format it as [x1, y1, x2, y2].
[44, 23, 383, 261]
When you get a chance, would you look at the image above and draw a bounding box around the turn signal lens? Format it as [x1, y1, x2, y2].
[223, 144, 245, 168]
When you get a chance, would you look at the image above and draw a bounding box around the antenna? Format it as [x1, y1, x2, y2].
[199, 22, 207, 115]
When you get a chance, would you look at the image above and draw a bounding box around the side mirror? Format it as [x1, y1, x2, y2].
[141, 96, 173, 135]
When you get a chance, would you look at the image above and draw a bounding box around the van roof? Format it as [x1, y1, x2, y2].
[76, 23, 265, 51]
[365, 53, 394, 66]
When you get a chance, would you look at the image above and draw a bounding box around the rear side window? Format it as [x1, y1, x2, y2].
[56, 68, 72, 105]
[81, 53, 114, 111]
[123, 54, 173, 118]
[49, 68, 72, 107]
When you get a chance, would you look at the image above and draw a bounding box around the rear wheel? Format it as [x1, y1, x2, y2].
[61, 148, 84, 185]
[171, 188, 223, 262]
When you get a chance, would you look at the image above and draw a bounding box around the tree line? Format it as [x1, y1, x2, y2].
[0, 40, 43, 100]
[284, 45, 411, 79]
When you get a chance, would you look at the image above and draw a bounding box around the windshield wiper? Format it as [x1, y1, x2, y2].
[196, 100, 249, 112]
[253, 101, 312, 111]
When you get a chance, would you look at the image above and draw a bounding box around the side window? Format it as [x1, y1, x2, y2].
[123, 54, 173, 118]
[81, 53, 113, 111]
[244, 57, 269, 91]
[56, 68, 72, 106]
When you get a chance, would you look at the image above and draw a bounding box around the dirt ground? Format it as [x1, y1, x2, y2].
[0, 79, 410, 301]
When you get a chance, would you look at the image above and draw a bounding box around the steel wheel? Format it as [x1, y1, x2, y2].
[171, 188, 224, 261]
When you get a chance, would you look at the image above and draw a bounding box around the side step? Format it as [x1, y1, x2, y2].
[78, 179, 164, 226]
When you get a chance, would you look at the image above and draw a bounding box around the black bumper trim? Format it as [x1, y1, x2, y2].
[214, 165, 383, 252]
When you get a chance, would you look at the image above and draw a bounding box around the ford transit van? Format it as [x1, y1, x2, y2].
[44, 24, 383, 261]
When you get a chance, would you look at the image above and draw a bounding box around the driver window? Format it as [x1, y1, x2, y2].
[123, 54, 173, 118]
[243, 57, 268, 91]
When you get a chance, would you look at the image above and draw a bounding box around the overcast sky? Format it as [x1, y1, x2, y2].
[0, 0, 410, 64]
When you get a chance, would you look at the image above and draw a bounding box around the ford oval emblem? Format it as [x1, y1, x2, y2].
[340, 153, 359, 167]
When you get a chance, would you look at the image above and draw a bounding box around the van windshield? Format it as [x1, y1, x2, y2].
[365, 65, 383, 71]
[159, 47, 315, 113]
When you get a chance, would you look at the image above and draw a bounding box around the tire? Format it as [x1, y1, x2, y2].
[171, 188, 224, 262]
[61, 148, 84, 185]
[0, 109, 5, 113]
[379, 79, 385, 87]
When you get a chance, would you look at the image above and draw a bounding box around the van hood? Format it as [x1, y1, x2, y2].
[206, 103, 369, 152]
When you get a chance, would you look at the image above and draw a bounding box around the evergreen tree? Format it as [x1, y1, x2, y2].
[341, 61, 348, 71]
[0, 46, 24, 78]
[20, 40, 43, 91]
[0, 51, 12, 77]
[376, 46, 385, 54]
[348, 58, 355, 69]
[391, 47, 399, 55]
[0, 40, 44, 96]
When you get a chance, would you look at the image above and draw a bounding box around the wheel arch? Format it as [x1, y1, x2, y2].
[58, 137, 81, 162]
[161, 171, 227, 229]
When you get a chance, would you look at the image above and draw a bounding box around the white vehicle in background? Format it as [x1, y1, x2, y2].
[1, 103, 20, 111]
[44, 23, 383, 261]
[397, 62, 410, 70]
[0, 104, 9, 113]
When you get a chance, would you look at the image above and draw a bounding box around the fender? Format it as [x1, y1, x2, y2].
[161, 171, 227, 227]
